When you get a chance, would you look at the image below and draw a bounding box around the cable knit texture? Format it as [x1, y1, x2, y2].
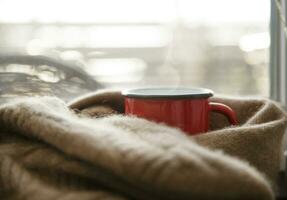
[0, 90, 286, 200]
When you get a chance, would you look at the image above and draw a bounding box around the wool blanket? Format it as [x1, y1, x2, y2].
[0, 90, 286, 200]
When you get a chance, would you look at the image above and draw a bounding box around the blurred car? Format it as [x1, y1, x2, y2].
[0, 54, 103, 103]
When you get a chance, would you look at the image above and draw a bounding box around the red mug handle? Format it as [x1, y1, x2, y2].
[209, 102, 238, 125]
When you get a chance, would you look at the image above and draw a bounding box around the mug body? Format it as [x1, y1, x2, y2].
[123, 88, 213, 135]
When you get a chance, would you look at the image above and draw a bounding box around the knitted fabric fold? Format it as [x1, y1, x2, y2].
[0, 90, 285, 200]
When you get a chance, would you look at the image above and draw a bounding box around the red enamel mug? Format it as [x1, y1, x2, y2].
[122, 87, 238, 135]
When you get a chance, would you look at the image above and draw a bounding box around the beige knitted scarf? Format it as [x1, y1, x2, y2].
[0, 90, 286, 200]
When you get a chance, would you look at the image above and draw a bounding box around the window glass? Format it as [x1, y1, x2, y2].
[0, 0, 270, 97]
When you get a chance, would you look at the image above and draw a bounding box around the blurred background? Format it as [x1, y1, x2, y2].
[0, 0, 270, 100]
